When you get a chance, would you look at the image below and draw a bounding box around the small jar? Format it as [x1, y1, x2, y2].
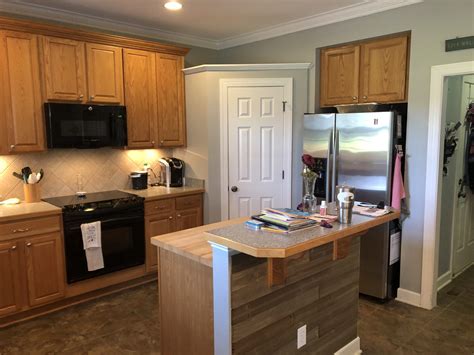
[320, 200, 327, 216]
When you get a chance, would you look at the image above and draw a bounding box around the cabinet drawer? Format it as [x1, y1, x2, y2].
[175, 194, 202, 211]
[145, 199, 175, 216]
[0, 215, 61, 241]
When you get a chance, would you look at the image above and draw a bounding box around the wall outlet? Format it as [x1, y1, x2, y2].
[297, 325, 307, 349]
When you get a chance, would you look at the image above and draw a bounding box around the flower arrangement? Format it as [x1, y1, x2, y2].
[301, 154, 321, 178]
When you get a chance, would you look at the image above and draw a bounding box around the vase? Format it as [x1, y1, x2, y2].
[302, 174, 317, 213]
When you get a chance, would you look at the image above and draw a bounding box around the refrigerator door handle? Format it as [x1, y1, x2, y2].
[332, 129, 339, 202]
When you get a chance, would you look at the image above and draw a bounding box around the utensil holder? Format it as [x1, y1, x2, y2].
[24, 184, 41, 203]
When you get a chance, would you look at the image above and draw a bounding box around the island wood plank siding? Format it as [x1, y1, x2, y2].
[230, 237, 360, 354]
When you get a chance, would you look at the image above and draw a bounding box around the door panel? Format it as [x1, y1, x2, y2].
[156, 53, 185, 147]
[0, 241, 22, 316]
[146, 214, 174, 272]
[42, 36, 87, 102]
[175, 208, 202, 231]
[228, 86, 286, 218]
[360, 36, 408, 103]
[86, 43, 123, 104]
[24, 233, 65, 307]
[123, 48, 157, 149]
[320, 45, 360, 106]
[335, 112, 394, 204]
[0, 30, 45, 153]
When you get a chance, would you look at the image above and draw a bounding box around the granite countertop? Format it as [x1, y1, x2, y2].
[205, 212, 400, 258]
[122, 186, 205, 201]
[0, 202, 62, 222]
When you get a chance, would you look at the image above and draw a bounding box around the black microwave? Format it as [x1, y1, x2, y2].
[44, 103, 127, 148]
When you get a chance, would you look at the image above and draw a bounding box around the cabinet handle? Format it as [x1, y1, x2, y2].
[177, 214, 181, 218]
[168, 216, 173, 220]
[352, 96, 358, 100]
[26, 242, 32, 247]
[11, 245, 17, 251]
[13, 228, 30, 233]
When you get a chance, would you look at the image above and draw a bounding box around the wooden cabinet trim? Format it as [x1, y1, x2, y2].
[0, 16, 189, 56]
[0, 215, 61, 242]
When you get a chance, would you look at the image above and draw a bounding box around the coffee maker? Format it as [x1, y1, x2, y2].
[158, 158, 185, 187]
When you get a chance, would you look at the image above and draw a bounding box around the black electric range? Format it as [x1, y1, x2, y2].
[44, 190, 145, 284]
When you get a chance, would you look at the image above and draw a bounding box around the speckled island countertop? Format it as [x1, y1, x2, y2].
[0, 201, 62, 222]
[205, 211, 400, 258]
[121, 186, 204, 201]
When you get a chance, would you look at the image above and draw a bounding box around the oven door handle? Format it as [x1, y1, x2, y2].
[66, 215, 143, 231]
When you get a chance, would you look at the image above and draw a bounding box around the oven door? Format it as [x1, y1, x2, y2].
[63, 212, 145, 284]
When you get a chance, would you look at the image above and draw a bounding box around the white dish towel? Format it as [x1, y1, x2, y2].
[80, 221, 104, 271]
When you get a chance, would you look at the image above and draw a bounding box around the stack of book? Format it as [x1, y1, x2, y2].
[252, 208, 317, 233]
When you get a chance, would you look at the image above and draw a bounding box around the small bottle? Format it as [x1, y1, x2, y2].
[320, 200, 327, 216]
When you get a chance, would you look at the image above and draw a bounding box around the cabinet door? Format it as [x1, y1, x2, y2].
[123, 49, 157, 149]
[156, 53, 186, 147]
[146, 213, 175, 272]
[85, 43, 124, 104]
[320, 45, 360, 107]
[24, 233, 65, 307]
[0, 30, 45, 153]
[42, 36, 87, 102]
[360, 36, 408, 103]
[0, 241, 22, 316]
[175, 208, 203, 232]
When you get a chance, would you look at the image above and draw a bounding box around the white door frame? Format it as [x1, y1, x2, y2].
[219, 78, 293, 220]
[421, 60, 474, 309]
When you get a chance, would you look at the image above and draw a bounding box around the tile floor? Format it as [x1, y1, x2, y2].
[0, 266, 472, 354]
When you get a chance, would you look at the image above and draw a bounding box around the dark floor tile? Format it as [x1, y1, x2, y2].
[404, 328, 472, 354]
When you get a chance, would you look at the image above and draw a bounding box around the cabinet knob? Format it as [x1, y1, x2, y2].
[160, 140, 164, 145]
[10, 144, 15, 150]
[352, 96, 358, 100]
[90, 95, 95, 100]
[169, 216, 173, 220]
[11, 245, 17, 251]
[79, 94, 84, 99]
[13, 228, 30, 233]
[152, 141, 155, 145]
[26, 242, 32, 247]
[362, 95, 368, 99]
[177, 214, 181, 218]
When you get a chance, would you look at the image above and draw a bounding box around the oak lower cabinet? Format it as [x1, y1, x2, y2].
[145, 193, 203, 272]
[0, 30, 45, 153]
[0, 241, 22, 316]
[41, 36, 87, 102]
[85, 43, 124, 104]
[0, 216, 65, 318]
[156, 53, 186, 147]
[320, 33, 409, 107]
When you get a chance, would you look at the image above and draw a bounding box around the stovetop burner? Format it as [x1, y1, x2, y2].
[43, 190, 143, 214]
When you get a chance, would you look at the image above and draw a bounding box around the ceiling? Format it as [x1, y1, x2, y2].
[0, 0, 422, 49]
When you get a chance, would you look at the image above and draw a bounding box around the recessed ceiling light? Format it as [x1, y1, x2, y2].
[164, 1, 182, 10]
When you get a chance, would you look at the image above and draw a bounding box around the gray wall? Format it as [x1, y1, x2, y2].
[438, 76, 463, 278]
[174, 69, 309, 224]
[216, 0, 474, 293]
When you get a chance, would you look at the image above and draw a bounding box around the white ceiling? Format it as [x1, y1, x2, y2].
[0, 0, 422, 49]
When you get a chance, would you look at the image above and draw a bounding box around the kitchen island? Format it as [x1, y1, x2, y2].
[151, 211, 400, 354]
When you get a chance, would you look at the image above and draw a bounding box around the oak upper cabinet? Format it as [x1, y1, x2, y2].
[0, 30, 45, 153]
[359, 36, 408, 103]
[319, 34, 409, 107]
[86, 43, 124, 104]
[320, 45, 360, 106]
[41, 36, 87, 102]
[156, 53, 186, 147]
[24, 233, 65, 307]
[0, 241, 22, 317]
[123, 49, 157, 149]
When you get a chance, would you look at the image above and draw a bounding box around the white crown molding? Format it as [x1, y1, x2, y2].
[216, 0, 423, 49]
[0, 0, 423, 50]
[183, 63, 312, 75]
[0, 1, 220, 49]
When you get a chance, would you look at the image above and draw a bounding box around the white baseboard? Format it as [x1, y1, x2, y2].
[396, 288, 422, 307]
[437, 271, 452, 291]
[334, 337, 361, 355]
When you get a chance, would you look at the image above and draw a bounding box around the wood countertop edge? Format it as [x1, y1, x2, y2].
[127, 188, 205, 201]
[0, 208, 62, 223]
[204, 211, 401, 258]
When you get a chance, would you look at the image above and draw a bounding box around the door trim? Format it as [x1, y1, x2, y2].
[219, 78, 293, 220]
[421, 60, 474, 310]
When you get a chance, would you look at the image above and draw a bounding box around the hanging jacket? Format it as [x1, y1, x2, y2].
[466, 103, 474, 192]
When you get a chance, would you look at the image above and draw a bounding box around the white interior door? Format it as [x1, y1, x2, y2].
[227, 85, 289, 218]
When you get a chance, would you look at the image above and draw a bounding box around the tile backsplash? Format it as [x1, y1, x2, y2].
[0, 148, 171, 200]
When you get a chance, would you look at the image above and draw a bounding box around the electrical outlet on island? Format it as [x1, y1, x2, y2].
[297, 324, 307, 349]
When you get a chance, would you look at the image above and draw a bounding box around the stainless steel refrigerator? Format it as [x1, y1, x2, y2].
[303, 112, 401, 300]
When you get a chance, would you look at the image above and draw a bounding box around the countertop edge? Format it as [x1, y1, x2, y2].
[0, 205, 62, 223]
[122, 188, 205, 201]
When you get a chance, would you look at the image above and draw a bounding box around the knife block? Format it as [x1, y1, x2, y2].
[23, 184, 41, 203]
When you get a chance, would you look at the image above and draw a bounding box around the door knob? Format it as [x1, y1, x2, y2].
[231, 186, 238, 192]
